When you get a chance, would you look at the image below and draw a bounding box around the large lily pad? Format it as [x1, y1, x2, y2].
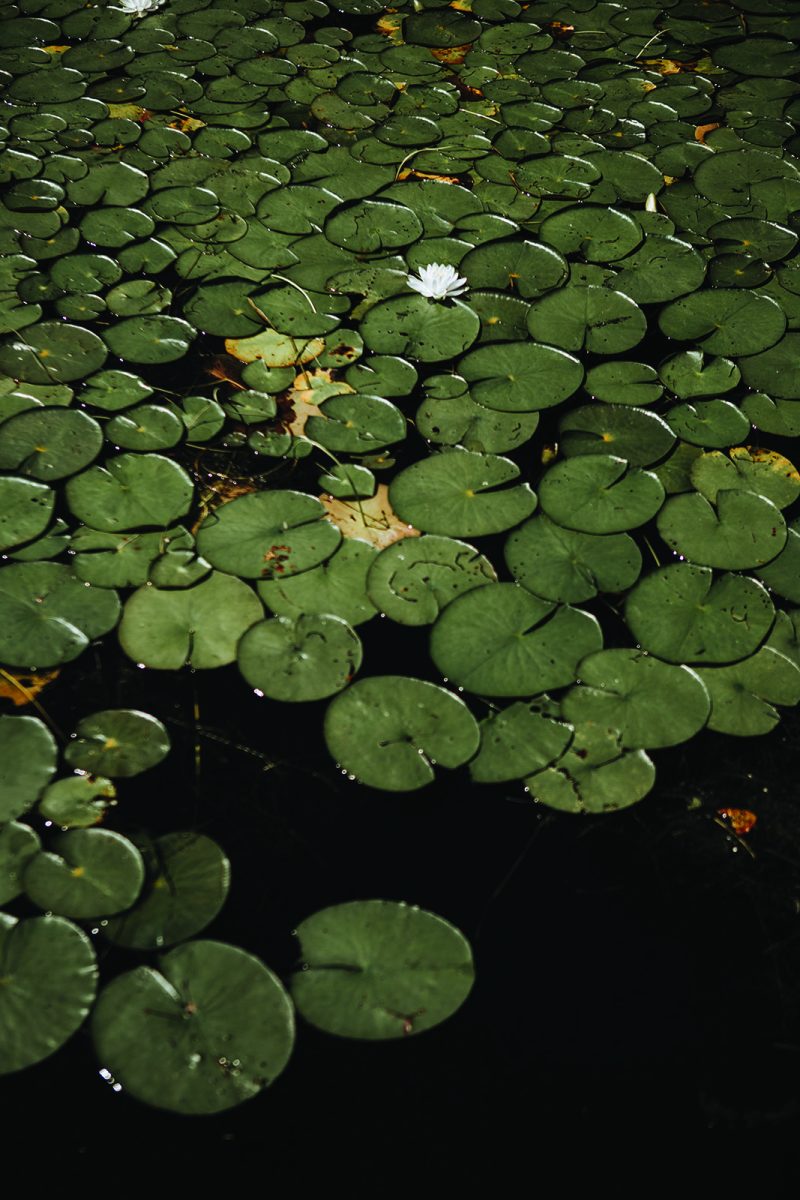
[367, 534, 496, 626]
[23, 829, 145, 920]
[291, 900, 474, 1040]
[538, 455, 665, 534]
[64, 709, 170, 778]
[91, 940, 294, 1114]
[195, 490, 341, 580]
[238, 612, 362, 701]
[0, 562, 120, 668]
[360, 295, 480, 362]
[0, 714, 57, 822]
[66, 454, 194, 532]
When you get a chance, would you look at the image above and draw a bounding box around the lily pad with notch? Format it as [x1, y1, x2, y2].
[505, 514, 642, 604]
[66, 453, 194, 532]
[323, 675, 480, 792]
[526, 285, 647, 354]
[0, 562, 120, 669]
[0, 822, 41, 905]
[665, 400, 751, 448]
[559, 404, 675, 467]
[525, 721, 656, 814]
[38, 774, 116, 830]
[91, 939, 294, 1114]
[584, 361, 663, 407]
[238, 612, 362, 701]
[0, 714, 57, 823]
[367, 534, 496, 627]
[657, 490, 786, 570]
[690, 446, 800, 510]
[0, 321, 107, 384]
[430, 582, 602, 697]
[360, 295, 480, 362]
[258, 539, 378, 627]
[64, 709, 170, 778]
[658, 289, 786, 357]
[0, 476, 55, 553]
[23, 828, 145, 920]
[469, 699, 573, 784]
[290, 899, 474, 1040]
[457, 341, 583, 413]
[697, 647, 800, 737]
[538, 455, 665, 534]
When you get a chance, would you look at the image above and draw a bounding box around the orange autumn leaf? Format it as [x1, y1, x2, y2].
[695, 122, 720, 143]
[717, 808, 757, 836]
[0, 668, 60, 708]
[320, 484, 421, 550]
[431, 43, 472, 65]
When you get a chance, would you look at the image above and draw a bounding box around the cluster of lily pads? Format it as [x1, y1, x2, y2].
[3, 0, 800, 1106]
[0, 708, 475, 1111]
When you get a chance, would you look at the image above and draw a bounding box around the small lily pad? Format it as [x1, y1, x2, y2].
[64, 709, 170, 778]
[24, 829, 145, 920]
[238, 613, 362, 702]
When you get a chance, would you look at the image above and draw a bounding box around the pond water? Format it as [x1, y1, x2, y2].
[2, 0, 800, 1160]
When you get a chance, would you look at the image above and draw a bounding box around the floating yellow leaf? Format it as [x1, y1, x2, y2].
[225, 329, 324, 368]
[0, 668, 60, 708]
[320, 485, 421, 550]
[431, 43, 472, 64]
[717, 808, 757, 835]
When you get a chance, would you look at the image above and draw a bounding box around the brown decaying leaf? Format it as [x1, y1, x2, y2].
[320, 484, 421, 550]
[717, 808, 757, 836]
[0, 668, 60, 708]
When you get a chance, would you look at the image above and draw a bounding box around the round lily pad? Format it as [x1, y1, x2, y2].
[360, 295, 480, 362]
[625, 564, 774, 665]
[430, 582, 602, 697]
[367, 534, 496, 626]
[103, 832, 230, 951]
[257, 539, 378, 628]
[64, 709, 170, 778]
[0, 408, 103, 481]
[0, 321, 107, 384]
[0, 913, 97, 1076]
[119, 571, 263, 670]
[238, 612, 362, 702]
[656, 490, 786, 570]
[195, 490, 342, 580]
[691, 446, 800, 510]
[505, 514, 641, 604]
[538, 455, 665, 534]
[697, 647, 800, 737]
[0, 562, 121, 669]
[559, 404, 675, 467]
[658, 289, 786, 357]
[91, 939, 294, 1114]
[561, 649, 711, 749]
[538, 204, 643, 262]
[323, 675, 480, 792]
[291, 899, 474, 1039]
[739, 333, 800, 399]
[525, 722, 656, 814]
[526, 285, 647, 354]
[459, 239, 568, 298]
[389, 448, 537, 538]
[66, 453, 194, 532]
[24, 829, 145, 920]
[665, 400, 751, 449]
[611, 235, 707, 306]
[469, 700, 573, 784]
[660, 350, 741, 399]
[38, 774, 116, 829]
[457, 341, 583, 413]
[103, 316, 197, 364]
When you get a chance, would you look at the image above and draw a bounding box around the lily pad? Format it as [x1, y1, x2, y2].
[657, 490, 786, 570]
[290, 900, 474, 1040]
[66, 454, 194, 532]
[526, 722, 656, 814]
[0, 562, 120, 669]
[91, 939, 294, 1114]
[559, 404, 675, 467]
[119, 571, 263, 671]
[195, 490, 341, 580]
[469, 700, 573, 784]
[360, 295, 480, 362]
[0, 714, 57, 822]
[526, 285, 647, 354]
[458, 341, 583, 413]
[665, 400, 751, 449]
[24, 829, 145, 920]
[0, 321, 107, 383]
[367, 534, 496, 626]
[430, 582, 602, 697]
[0, 914, 97, 1076]
[0, 476, 55, 552]
[625, 564, 774, 665]
[691, 446, 800, 510]
[538, 455, 665, 534]
[323, 675, 480, 791]
[258, 539, 378, 627]
[64, 709, 170, 778]
[388, 426, 538, 522]
[0, 822, 41, 905]
[103, 316, 197, 364]
[0, 408, 103, 480]
[38, 774, 116, 829]
[505, 514, 641, 604]
[658, 289, 786, 357]
[103, 832, 230, 951]
[697, 648, 800, 737]
[561, 649, 711, 749]
[238, 612, 362, 702]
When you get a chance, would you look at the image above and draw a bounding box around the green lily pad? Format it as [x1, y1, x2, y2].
[0, 914, 97, 1076]
[103, 832, 230, 951]
[323, 675, 480, 792]
[24, 829, 144, 920]
[559, 404, 675, 467]
[625, 564, 774, 665]
[119, 571, 263, 670]
[659, 350, 741, 398]
[561, 649, 711, 749]
[665, 400, 751, 448]
[103, 316, 197, 364]
[538, 204, 643, 262]
[526, 285, 647, 354]
[71, 526, 188, 590]
[64, 709, 170, 778]
[80, 369, 153, 412]
[538, 455, 665, 534]
[367, 534, 496, 627]
[325, 199, 423, 252]
[525, 722, 656, 814]
[0, 714, 57, 822]
[697, 647, 800, 737]
[505, 514, 641, 604]
[756, 521, 800, 602]
[658, 289, 786, 357]
[515, 153, 601, 200]
[258, 539, 378, 628]
[0, 408, 102, 480]
[739, 333, 800, 399]
[0, 562, 120, 669]
[318, 464, 376, 500]
[459, 238, 568, 298]
[458, 341, 583, 412]
[0, 476, 55, 552]
[195, 490, 341, 580]
[657, 490, 786, 569]
[0, 822, 41, 905]
[611, 234, 707, 304]
[469, 699, 573, 784]
[238, 612, 362, 701]
[389, 448, 537, 538]
[360, 295, 480, 362]
[66, 453, 194, 532]
[105, 404, 184, 452]
[305, 393, 406, 453]
[91, 939, 294, 1114]
[291, 899, 474, 1040]
[0, 321, 107, 383]
[38, 774, 116, 829]
[430, 582, 602, 697]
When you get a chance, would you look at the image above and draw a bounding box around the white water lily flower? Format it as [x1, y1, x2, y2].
[407, 263, 468, 301]
[115, 0, 165, 17]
